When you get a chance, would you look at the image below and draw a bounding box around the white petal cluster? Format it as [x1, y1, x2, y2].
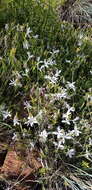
[62, 106, 75, 125]
[66, 149, 75, 158]
[39, 129, 48, 143]
[25, 116, 39, 127]
[40, 58, 56, 70]
[23, 40, 29, 49]
[26, 27, 32, 38]
[2, 110, 11, 120]
[66, 81, 76, 92]
[9, 78, 22, 87]
[44, 69, 61, 84]
[9, 71, 22, 87]
[13, 115, 20, 126]
[24, 101, 32, 110]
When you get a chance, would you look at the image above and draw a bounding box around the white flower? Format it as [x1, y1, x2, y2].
[79, 33, 83, 39]
[72, 117, 79, 124]
[62, 106, 75, 125]
[66, 107, 75, 117]
[78, 33, 83, 46]
[52, 88, 69, 100]
[37, 57, 43, 64]
[23, 40, 29, 49]
[37, 57, 40, 62]
[33, 34, 39, 39]
[30, 142, 35, 149]
[44, 75, 57, 84]
[66, 81, 76, 92]
[57, 141, 64, 149]
[53, 141, 64, 150]
[26, 27, 32, 38]
[62, 118, 70, 125]
[40, 58, 56, 70]
[51, 127, 72, 144]
[67, 125, 81, 137]
[52, 127, 65, 139]
[12, 132, 18, 141]
[55, 69, 61, 77]
[90, 70, 92, 75]
[13, 115, 20, 126]
[78, 41, 82, 46]
[62, 113, 71, 125]
[44, 58, 56, 67]
[2, 110, 11, 120]
[5, 24, 9, 30]
[9, 78, 22, 87]
[55, 92, 68, 99]
[25, 116, 39, 127]
[65, 60, 71, 63]
[45, 69, 61, 84]
[39, 129, 48, 143]
[24, 68, 29, 76]
[85, 149, 90, 159]
[57, 128, 64, 140]
[27, 51, 34, 61]
[64, 102, 70, 109]
[65, 132, 73, 140]
[50, 49, 59, 55]
[66, 149, 75, 158]
[89, 138, 92, 145]
[74, 125, 81, 136]
[68, 107, 75, 113]
[24, 101, 32, 110]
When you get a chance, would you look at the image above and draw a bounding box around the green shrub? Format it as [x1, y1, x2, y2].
[0, 0, 92, 189]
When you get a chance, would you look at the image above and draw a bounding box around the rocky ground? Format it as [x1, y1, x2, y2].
[0, 137, 42, 190]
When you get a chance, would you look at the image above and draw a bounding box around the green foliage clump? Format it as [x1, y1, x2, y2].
[0, 0, 92, 189]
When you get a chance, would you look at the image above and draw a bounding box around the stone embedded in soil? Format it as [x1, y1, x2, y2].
[0, 141, 42, 189]
[0, 144, 42, 179]
[1, 150, 23, 177]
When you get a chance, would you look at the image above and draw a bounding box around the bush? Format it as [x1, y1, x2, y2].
[0, 0, 92, 189]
